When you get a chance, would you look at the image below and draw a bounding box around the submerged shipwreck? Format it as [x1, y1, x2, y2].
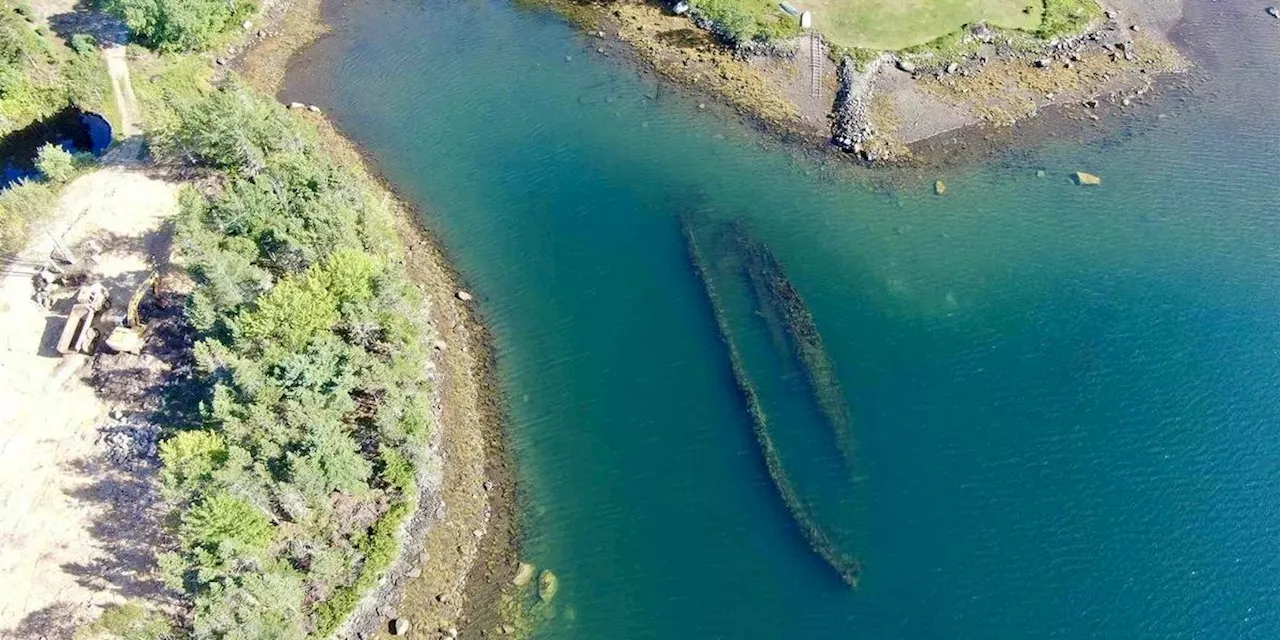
[680, 212, 865, 588]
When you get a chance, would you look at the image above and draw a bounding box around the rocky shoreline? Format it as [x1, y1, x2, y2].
[232, 3, 518, 638]
[535, 0, 1189, 164]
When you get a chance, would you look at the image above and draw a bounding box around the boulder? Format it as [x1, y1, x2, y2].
[389, 618, 410, 636]
[945, 62, 959, 75]
[895, 59, 916, 73]
[1035, 58, 1052, 68]
[933, 180, 947, 195]
[307, 105, 322, 113]
[288, 102, 305, 109]
[456, 290, 473, 301]
[512, 562, 536, 587]
[537, 569, 559, 602]
[1074, 171, 1102, 186]
[1268, 6, 1279, 18]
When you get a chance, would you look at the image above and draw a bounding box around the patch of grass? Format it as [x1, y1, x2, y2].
[808, 0, 1039, 50]
[829, 44, 881, 70]
[130, 52, 214, 132]
[899, 27, 983, 62]
[689, 0, 801, 44]
[685, 0, 1097, 53]
[1036, 0, 1102, 38]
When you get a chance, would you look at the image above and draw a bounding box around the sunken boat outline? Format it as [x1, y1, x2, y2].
[739, 229, 861, 475]
[681, 213, 862, 589]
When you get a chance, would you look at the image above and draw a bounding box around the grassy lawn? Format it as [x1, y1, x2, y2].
[802, 0, 1041, 50]
[688, 0, 1100, 50]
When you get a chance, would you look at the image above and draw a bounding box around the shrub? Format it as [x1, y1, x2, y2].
[0, 178, 55, 254]
[159, 430, 228, 499]
[70, 33, 97, 55]
[75, 602, 172, 640]
[35, 142, 76, 183]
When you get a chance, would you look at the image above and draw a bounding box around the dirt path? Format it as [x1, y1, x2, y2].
[103, 47, 141, 139]
[102, 46, 145, 163]
[0, 168, 179, 638]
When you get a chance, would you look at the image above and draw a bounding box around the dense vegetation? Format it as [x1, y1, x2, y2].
[150, 82, 432, 638]
[0, 3, 112, 254]
[102, 0, 256, 52]
[0, 4, 112, 133]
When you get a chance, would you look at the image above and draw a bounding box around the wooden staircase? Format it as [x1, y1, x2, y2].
[809, 34, 823, 99]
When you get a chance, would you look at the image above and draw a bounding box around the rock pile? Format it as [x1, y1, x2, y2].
[98, 418, 160, 468]
[831, 55, 888, 159]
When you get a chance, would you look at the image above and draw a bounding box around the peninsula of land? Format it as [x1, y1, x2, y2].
[0, 0, 504, 638]
[545, 0, 1189, 160]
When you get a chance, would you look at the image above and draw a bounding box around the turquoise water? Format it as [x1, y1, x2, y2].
[288, 1, 1280, 637]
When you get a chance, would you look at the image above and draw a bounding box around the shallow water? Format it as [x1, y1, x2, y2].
[0, 107, 112, 188]
[289, 1, 1280, 636]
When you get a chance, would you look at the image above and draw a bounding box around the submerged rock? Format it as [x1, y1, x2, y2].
[934, 180, 946, 195]
[1075, 171, 1102, 185]
[513, 562, 536, 586]
[537, 569, 559, 602]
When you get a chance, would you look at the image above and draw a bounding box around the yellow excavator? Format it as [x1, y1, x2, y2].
[104, 272, 157, 355]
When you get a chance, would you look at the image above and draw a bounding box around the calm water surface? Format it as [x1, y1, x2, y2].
[290, 1, 1280, 636]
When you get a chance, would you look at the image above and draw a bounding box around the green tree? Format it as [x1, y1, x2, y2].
[192, 569, 306, 640]
[103, 0, 255, 52]
[180, 492, 275, 554]
[35, 143, 76, 183]
[234, 271, 338, 353]
[321, 248, 381, 306]
[159, 430, 228, 499]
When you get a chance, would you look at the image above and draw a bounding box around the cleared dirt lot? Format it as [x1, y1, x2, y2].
[0, 168, 178, 638]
